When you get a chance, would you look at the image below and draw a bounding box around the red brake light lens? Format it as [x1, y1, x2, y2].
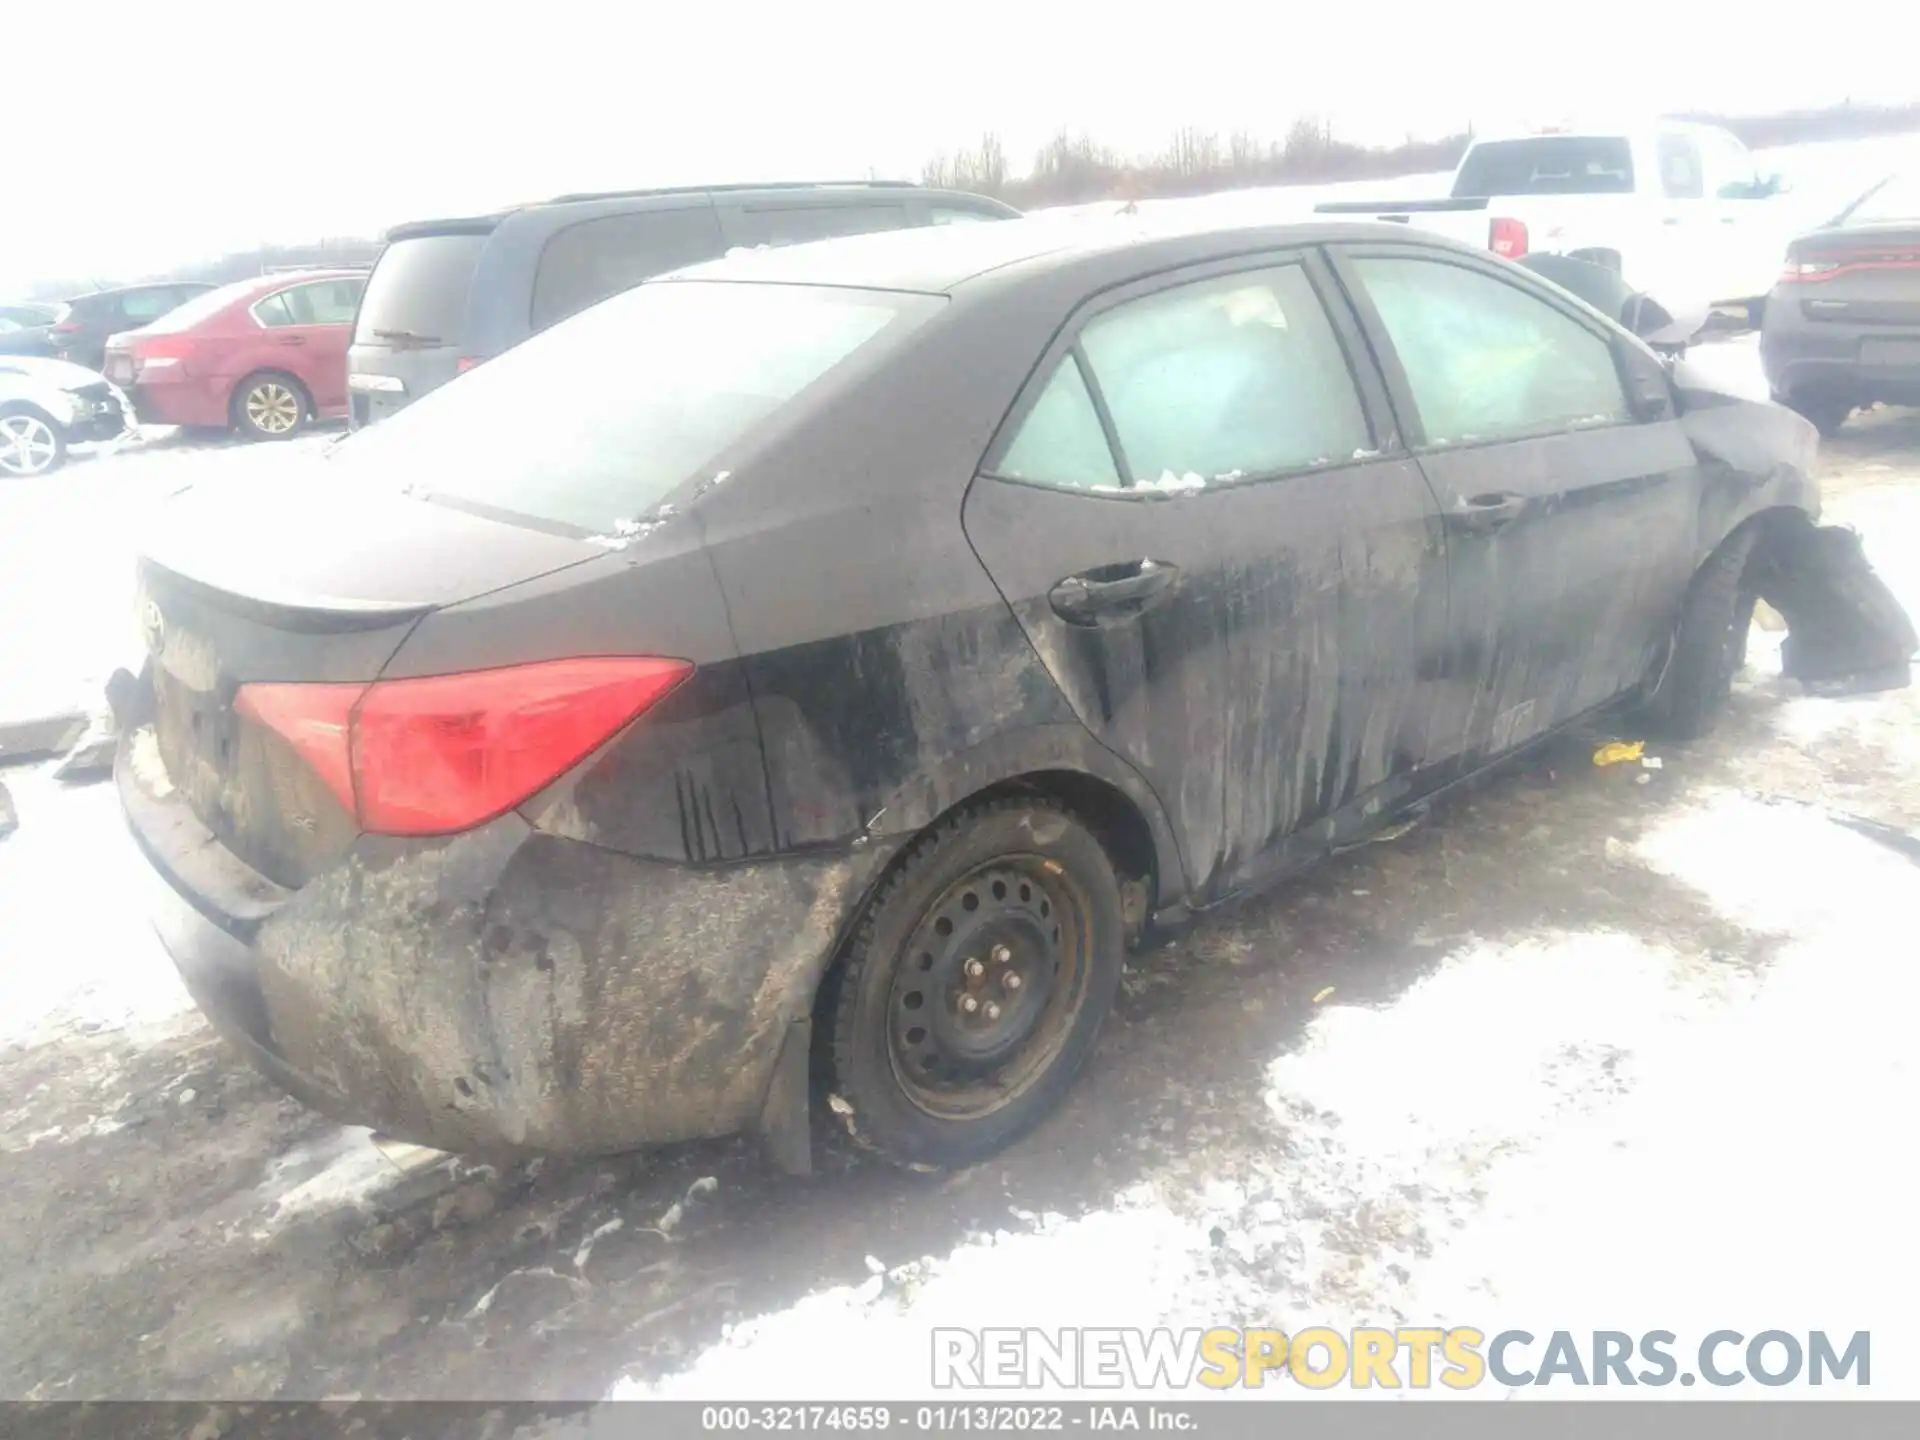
[136, 335, 199, 361]
[1489, 217, 1529, 260]
[236, 657, 694, 837]
[456, 355, 484, 373]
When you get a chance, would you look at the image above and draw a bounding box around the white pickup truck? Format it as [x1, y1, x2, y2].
[1314, 122, 1799, 329]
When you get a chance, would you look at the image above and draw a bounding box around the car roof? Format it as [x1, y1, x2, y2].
[64, 280, 216, 302]
[383, 181, 1015, 243]
[658, 210, 1489, 297]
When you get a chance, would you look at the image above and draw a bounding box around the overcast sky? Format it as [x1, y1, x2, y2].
[4, 0, 1912, 293]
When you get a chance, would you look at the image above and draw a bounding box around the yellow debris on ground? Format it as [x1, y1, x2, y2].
[1593, 740, 1646, 767]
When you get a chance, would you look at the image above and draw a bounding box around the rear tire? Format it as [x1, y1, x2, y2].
[1636, 531, 1760, 740]
[0, 403, 67, 477]
[231, 372, 310, 441]
[1784, 392, 1852, 438]
[819, 798, 1125, 1170]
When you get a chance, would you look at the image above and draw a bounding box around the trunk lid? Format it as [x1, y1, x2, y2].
[135, 465, 606, 887]
[1785, 223, 1920, 328]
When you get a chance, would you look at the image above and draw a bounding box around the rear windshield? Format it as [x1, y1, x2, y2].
[140, 281, 260, 333]
[353, 233, 489, 346]
[1452, 137, 1636, 197]
[328, 278, 943, 534]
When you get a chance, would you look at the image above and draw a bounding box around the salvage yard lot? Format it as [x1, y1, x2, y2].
[3, 377, 1919, 1408]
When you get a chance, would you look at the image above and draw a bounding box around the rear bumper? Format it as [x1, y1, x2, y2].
[1761, 306, 1920, 406]
[128, 376, 228, 429]
[117, 723, 881, 1157]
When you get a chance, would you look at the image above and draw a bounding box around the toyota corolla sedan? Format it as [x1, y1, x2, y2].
[113, 217, 1913, 1173]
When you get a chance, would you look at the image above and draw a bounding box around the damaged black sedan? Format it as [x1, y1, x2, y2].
[114, 216, 1916, 1173]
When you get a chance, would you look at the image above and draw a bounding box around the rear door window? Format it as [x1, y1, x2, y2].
[252, 292, 297, 328]
[996, 360, 1122, 490]
[1452, 137, 1635, 197]
[353, 232, 489, 346]
[1350, 256, 1631, 445]
[529, 207, 725, 331]
[1081, 264, 1373, 484]
[729, 203, 911, 250]
[278, 278, 365, 325]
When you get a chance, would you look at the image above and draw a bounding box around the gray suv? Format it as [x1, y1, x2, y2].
[346, 180, 1020, 428]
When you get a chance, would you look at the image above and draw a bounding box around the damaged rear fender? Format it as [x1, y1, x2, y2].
[861, 723, 1185, 912]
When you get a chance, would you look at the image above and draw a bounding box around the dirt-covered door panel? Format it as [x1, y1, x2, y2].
[1332, 245, 1702, 762]
[963, 251, 1450, 904]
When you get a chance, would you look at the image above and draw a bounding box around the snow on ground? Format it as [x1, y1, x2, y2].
[616, 788, 1920, 1400]
[0, 764, 194, 1048]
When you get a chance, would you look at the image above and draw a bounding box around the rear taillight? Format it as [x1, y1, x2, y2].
[131, 335, 199, 371]
[52, 321, 81, 336]
[137, 335, 198, 360]
[1779, 249, 1920, 283]
[456, 355, 484, 374]
[1489, 217, 1529, 260]
[235, 656, 694, 837]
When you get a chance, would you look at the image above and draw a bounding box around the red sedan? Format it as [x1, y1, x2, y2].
[104, 269, 366, 440]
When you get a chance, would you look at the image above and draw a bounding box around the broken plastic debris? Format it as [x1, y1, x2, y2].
[1592, 740, 1646, 767]
[1641, 756, 1664, 770]
[1312, 986, 1336, 1003]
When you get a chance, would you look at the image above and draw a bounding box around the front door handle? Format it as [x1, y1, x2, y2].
[1445, 492, 1528, 535]
[275, 335, 307, 346]
[1048, 560, 1179, 625]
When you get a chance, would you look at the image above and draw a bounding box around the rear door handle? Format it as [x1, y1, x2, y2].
[1445, 492, 1528, 535]
[1048, 560, 1179, 625]
[275, 335, 307, 346]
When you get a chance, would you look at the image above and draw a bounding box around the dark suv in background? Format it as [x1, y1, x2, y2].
[345, 180, 1020, 427]
[50, 282, 218, 371]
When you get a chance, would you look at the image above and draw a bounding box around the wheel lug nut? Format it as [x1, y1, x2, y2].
[985, 1002, 1002, 1021]
[1004, 972, 1023, 991]
[964, 958, 985, 980]
[961, 995, 980, 1013]
[992, 944, 1012, 964]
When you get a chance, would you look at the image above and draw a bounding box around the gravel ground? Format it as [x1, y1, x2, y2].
[1, 393, 1918, 1415]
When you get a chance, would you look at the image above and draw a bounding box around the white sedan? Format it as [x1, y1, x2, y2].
[0, 356, 131, 478]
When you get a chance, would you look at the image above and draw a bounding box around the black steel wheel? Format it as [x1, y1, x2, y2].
[820, 798, 1125, 1169]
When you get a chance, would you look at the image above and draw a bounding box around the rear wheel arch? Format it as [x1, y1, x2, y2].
[863, 727, 1187, 912]
[804, 761, 1172, 1042]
